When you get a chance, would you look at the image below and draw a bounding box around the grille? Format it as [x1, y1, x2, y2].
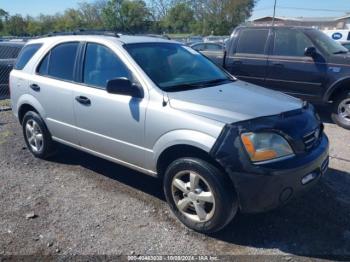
[303, 127, 322, 151]
[321, 157, 329, 174]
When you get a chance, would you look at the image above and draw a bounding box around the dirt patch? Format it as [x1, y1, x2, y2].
[0, 110, 349, 259]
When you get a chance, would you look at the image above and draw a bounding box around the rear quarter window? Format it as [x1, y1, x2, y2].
[14, 43, 42, 70]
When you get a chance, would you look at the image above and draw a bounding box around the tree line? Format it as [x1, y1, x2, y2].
[0, 0, 256, 36]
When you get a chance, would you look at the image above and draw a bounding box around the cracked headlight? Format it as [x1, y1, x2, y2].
[241, 132, 294, 163]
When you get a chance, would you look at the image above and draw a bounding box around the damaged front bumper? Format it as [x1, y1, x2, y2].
[210, 104, 329, 213]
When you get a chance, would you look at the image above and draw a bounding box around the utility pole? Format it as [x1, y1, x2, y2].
[272, 0, 277, 26]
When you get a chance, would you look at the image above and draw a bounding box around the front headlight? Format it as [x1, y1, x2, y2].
[241, 132, 294, 163]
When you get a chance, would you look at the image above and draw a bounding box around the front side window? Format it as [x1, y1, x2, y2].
[83, 43, 130, 88]
[124, 43, 231, 92]
[14, 44, 41, 70]
[236, 29, 269, 55]
[47, 42, 79, 81]
[306, 29, 348, 55]
[273, 29, 314, 57]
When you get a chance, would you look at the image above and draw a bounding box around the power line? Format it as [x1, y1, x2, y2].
[279, 6, 349, 13]
[254, 6, 349, 13]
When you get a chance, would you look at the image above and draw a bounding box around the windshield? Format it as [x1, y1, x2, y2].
[306, 29, 348, 55]
[124, 43, 232, 92]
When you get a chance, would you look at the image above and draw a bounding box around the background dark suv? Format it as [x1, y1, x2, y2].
[221, 26, 350, 129]
[0, 41, 25, 99]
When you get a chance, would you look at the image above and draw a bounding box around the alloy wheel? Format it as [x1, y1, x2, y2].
[171, 170, 215, 222]
[25, 119, 44, 153]
[338, 98, 350, 123]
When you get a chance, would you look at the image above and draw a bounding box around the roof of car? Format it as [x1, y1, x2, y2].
[27, 34, 176, 46]
[236, 25, 317, 30]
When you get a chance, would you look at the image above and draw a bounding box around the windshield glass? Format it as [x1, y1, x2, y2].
[307, 29, 348, 54]
[124, 43, 232, 92]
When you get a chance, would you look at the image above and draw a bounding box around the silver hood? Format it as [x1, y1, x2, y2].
[168, 80, 303, 124]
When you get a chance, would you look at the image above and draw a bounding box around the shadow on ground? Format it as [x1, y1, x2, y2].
[48, 144, 350, 259]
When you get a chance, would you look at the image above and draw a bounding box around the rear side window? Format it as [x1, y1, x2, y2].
[206, 44, 222, 51]
[14, 44, 42, 70]
[83, 43, 130, 88]
[236, 29, 269, 55]
[37, 53, 49, 75]
[192, 44, 205, 51]
[47, 42, 79, 81]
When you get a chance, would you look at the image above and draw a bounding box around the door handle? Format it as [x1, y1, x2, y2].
[30, 84, 40, 92]
[272, 63, 284, 68]
[75, 96, 91, 105]
[233, 60, 243, 65]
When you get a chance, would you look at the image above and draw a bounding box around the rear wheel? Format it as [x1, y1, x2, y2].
[22, 111, 55, 158]
[332, 91, 350, 130]
[163, 158, 238, 233]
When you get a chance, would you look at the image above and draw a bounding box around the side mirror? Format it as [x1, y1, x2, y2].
[106, 78, 144, 98]
[304, 46, 317, 57]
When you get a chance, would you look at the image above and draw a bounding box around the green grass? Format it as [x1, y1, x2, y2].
[0, 130, 11, 145]
[0, 99, 10, 108]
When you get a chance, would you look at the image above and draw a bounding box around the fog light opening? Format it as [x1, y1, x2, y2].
[301, 172, 319, 185]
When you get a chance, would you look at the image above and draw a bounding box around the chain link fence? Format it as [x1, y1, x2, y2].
[0, 39, 26, 109]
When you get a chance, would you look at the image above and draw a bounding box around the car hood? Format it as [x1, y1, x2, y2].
[168, 80, 303, 124]
[329, 52, 350, 64]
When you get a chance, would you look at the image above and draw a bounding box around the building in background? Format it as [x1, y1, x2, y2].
[251, 15, 350, 30]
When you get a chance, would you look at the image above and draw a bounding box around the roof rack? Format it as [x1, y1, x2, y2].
[45, 29, 120, 38]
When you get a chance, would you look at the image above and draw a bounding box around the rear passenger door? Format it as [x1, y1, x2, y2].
[73, 42, 147, 168]
[31, 42, 80, 144]
[265, 28, 326, 100]
[225, 28, 270, 86]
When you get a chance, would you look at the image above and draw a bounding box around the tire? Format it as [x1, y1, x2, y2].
[163, 158, 238, 233]
[22, 111, 55, 159]
[331, 91, 350, 130]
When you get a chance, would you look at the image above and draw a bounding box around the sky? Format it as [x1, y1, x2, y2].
[1, 0, 350, 19]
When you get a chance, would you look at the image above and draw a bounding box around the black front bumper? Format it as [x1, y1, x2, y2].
[210, 104, 329, 213]
[230, 135, 329, 213]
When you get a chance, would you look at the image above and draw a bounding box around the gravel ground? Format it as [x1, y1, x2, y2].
[0, 107, 349, 260]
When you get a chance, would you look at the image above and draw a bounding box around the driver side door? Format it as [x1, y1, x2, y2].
[266, 28, 327, 100]
[73, 42, 148, 168]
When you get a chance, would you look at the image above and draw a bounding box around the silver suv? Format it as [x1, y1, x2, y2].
[10, 33, 329, 233]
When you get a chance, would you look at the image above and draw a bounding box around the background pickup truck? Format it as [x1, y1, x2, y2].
[203, 26, 350, 130]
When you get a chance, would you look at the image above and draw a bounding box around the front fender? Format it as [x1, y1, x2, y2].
[149, 130, 218, 171]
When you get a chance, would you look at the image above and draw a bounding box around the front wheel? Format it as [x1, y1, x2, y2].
[163, 158, 238, 233]
[331, 91, 350, 130]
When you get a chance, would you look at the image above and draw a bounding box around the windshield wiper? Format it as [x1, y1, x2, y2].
[333, 50, 348, 54]
[200, 78, 233, 85]
[165, 78, 232, 92]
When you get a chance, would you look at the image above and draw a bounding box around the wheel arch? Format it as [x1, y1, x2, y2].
[324, 77, 350, 102]
[16, 95, 46, 125]
[156, 144, 226, 180]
